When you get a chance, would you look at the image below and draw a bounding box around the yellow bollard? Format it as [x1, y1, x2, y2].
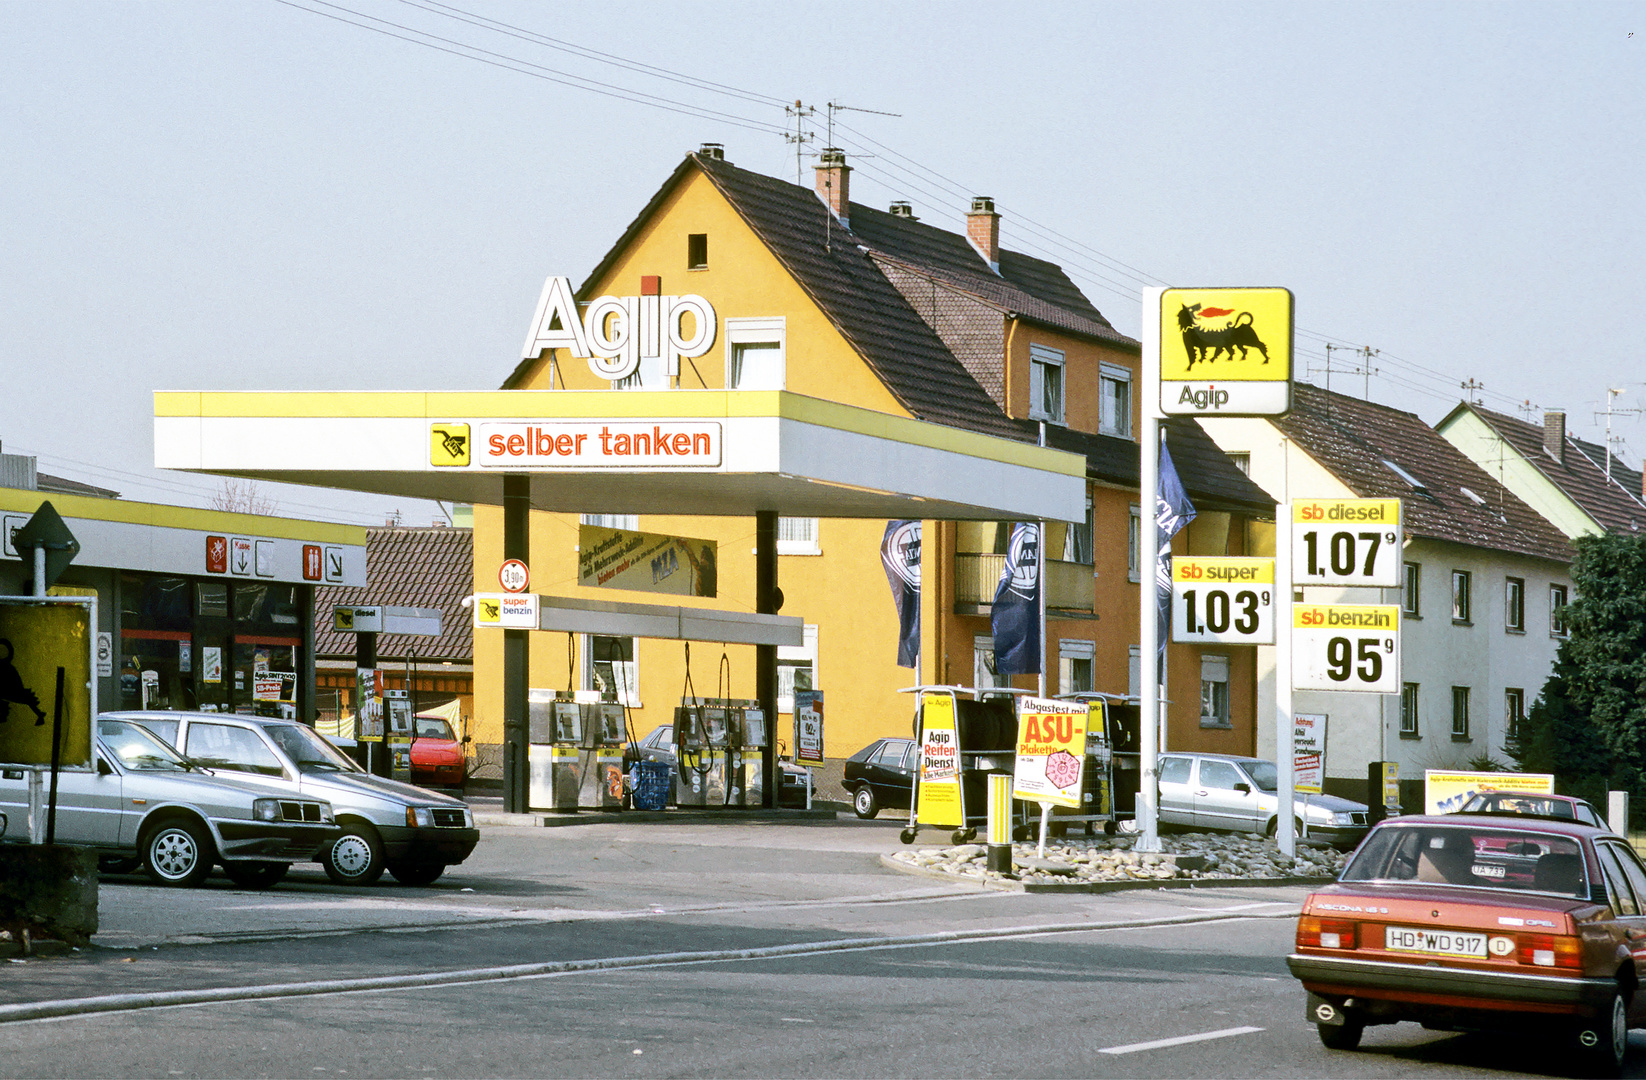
[986, 772, 1013, 874]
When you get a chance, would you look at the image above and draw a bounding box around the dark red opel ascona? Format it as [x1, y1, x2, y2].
[1289, 815, 1646, 1076]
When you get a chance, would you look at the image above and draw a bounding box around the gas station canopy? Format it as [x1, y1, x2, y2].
[154, 390, 1087, 522]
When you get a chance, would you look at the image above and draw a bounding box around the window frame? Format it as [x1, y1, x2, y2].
[776, 623, 819, 714]
[1451, 569, 1472, 625]
[1550, 583, 1570, 638]
[1451, 685, 1471, 741]
[1098, 361, 1132, 438]
[1200, 653, 1232, 729]
[776, 516, 820, 556]
[687, 233, 708, 270]
[1400, 682, 1420, 738]
[724, 317, 786, 391]
[1505, 576, 1525, 633]
[1058, 639, 1096, 697]
[1505, 687, 1525, 740]
[1402, 561, 1421, 618]
[583, 634, 640, 708]
[1028, 344, 1065, 425]
[1127, 504, 1142, 583]
[974, 635, 1008, 690]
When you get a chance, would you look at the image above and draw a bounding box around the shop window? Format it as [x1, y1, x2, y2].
[687, 233, 708, 270]
[1505, 577, 1525, 632]
[121, 574, 191, 631]
[1099, 362, 1132, 438]
[1029, 344, 1064, 424]
[1402, 562, 1421, 617]
[725, 317, 785, 391]
[1401, 682, 1419, 737]
[235, 583, 300, 631]
[196, 582, 229, 618]
[1059, 639, 1095, 696]
[777, 624, 818, 713]
[1551, 583, 1569, 637]
[1451, 570, 1472, 624]
[1200, 654, 1231, 729]
[587, 635, 639, 707]
[974, 635, 1007, 689]
[1452, 686, 1471, 740]
[778, 516, 820, 555]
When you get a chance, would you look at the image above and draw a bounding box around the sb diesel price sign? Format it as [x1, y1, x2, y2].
[1292, 498, 1402, 587]
[1293, 604, 1401, 693]
[1171, 557, 1276, 644]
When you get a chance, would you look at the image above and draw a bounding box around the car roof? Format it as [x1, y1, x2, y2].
[1161, 751, 1265, 764]
[107, 709, 285, 728]
[1376, 813, 1606, 838]
[1466, 790, 1586, 805]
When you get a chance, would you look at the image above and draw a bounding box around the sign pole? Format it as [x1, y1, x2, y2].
[1276, 499, 1296, 858]
[1138, 287, 1164, 853]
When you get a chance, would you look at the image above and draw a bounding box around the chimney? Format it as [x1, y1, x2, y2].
[967, 196, 1000, 273]
[1544, 410, 1566, 465]
[888, 200, 917, 220]
[814, 147, 850, 226]
[697, 142, 725, 161]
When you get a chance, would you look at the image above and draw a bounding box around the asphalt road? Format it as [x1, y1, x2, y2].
[0, 815, 1633, 1078]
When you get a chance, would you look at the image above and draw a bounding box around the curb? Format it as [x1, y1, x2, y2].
[475, 808, 840, 828]
[878, 853, 1329, 893]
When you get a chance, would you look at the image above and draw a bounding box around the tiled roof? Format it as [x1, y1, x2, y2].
[1458, 404, 1646, 534]
[1041, 420, 1276, 515]
[314, 526, 474, 662]
[1275, 385, 1571, 564]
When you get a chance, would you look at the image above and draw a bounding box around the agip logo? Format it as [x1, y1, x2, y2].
[430, 423, 470, 467]
[1159, 287, 1293, 417]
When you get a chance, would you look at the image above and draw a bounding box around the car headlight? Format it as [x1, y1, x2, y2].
[253, 798, 281, 822]
[318, 804, 335, 824]
[406, 806, 434, 827]
[1332, 812, 1356, 825]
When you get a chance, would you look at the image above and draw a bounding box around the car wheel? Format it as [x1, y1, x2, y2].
[323, 824, 385, 885]
[1266, 816, 1305, 838]
[387, 859, 445, 886]
[1317, 1017, 1364, 1051]
[142, 819, 214, 887]
[222, 862, 289, 889]
[1573, 987, 1628, 1077]
[853, 785, 880, 819]
[98, 855, 140, 875]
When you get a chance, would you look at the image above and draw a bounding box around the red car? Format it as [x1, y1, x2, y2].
[410, 715, 468, 788]
[1289, 815, 1646, 1075]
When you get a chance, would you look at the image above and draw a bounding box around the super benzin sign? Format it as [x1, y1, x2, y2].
[521, 276, 717, 382]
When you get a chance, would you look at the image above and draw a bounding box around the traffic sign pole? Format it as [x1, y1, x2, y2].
[1137, 288, 1164, 853]
[1276, 499, 1295, 858]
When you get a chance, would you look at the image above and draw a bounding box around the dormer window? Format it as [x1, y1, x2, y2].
[1029, 344, 1064, 425]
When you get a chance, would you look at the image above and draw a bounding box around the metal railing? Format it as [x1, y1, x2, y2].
[953, 553, 1094, 611]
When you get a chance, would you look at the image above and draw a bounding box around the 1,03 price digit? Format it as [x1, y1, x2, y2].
[1325, 635, 1393, 683]
[1302, 530, 1398, 578]
[1180, 589, 1269, 635]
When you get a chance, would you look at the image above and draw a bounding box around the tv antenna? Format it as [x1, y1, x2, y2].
[1461, 379, 1487, 406]
[784, 101, 816, 186]
[1592, 387, 1645, 483]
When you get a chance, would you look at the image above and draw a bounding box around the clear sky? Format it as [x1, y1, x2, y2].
[3, 1, 1641, 524]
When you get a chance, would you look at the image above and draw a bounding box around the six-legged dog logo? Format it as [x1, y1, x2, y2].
[1177, 303, 1271, 369]
[0, 638, 46, 726]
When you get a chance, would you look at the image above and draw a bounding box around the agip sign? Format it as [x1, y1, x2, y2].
[521, 276, 717, 382]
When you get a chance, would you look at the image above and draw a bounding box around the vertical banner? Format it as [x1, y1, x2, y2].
[991, 522, 1041, 675]
[880, 521, 921, 668]
[1011, 697, 1087, 808]
[1156, 434, 1196, 676]
[914, 693, 964, 828]
[794, 689, 824, 766]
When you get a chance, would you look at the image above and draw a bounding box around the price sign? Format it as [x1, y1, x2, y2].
[1171, 557, 1276, 644]
[1293, 604, 1401, 693]
[1292, 499, 1402, 587]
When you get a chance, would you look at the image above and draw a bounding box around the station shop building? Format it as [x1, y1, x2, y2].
[1, 446, 366, 721]
[468, 145, 1275, 761]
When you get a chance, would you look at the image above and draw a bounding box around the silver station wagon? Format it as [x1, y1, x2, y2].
[0, 718, 340, 888]
[1157, 751, 1371, 849]
[110, 711, 479, 886]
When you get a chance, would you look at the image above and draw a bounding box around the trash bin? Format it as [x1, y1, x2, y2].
[631, 760, 671, 811]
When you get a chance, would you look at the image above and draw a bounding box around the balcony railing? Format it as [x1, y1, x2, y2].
[953, 553, 1095, 612]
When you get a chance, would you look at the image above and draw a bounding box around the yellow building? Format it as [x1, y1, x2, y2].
[472, 145, 1274, 764]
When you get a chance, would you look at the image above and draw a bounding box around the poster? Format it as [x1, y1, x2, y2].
[578, 524, 717, 598]
[1425, 769, 1554, 815]
[202, 646, 222, 685]
[0, 597, 95, 768]
[794, 689, 824, 766]
[914, 693, 964, 828]
[356, 667, 384, 741]
[1294, 713, 1326, 795]
[1011, 697, 1087, 808]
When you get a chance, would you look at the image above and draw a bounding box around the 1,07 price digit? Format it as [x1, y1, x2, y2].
[1180, 589, 1269, 635]
[1325, 636, 1394, 683]
[1302, 530, 1397, 578]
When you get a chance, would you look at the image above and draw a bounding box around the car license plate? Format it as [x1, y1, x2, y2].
[1472, 863, 1506, 879]
[1385, 927, 1487, 958]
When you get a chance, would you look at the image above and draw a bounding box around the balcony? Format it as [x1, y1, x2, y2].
[953, 553, 1095, 615]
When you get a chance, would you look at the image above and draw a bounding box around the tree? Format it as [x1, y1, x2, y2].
[1507, 532, 1646, 803]
[211, 478, 278, 516]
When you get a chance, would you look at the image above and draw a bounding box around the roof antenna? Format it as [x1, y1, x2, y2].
[785, 100, 815, 186]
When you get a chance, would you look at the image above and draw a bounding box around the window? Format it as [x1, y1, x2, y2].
[1400, 683, 1420, 738]
[1505, 688, 1525, 739]
[1063, 493, 1093, 565]
[1550, 584, 1569, 638]
[1198, 759, 1244, 790]
[1029, 344, 1064, 424]
[1451, 686, 1471, 740]
[1596, 844, 1641, 916]
[1505, 577, 1525, 632]
[777, 624, 818, 713]
[687, 233, 708, 269]
[1402, 562, 1421, 617]
[1200, 654, 1231, 729]
[974, 635, 1007, 689]
[1058, 639, 1095, 696]
[777, 516, 820, 556]
[1099, 362, 1132, 438]
[1451, 570, 1472, 624]
[582, 513, 639, 531]
[184, 723, 286, 777]
[1127, 645, 1141, 699]
[725, 317, 785, 391]
[1158, 756, 1192, 785]
[1128, 504, 1142, 583]
[587, 635, 639, 707]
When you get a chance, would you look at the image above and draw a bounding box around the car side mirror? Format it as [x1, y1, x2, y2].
[462, 735, 472, 744]
[1234, 782, 1251, 795]
[97, 758, 114, 776]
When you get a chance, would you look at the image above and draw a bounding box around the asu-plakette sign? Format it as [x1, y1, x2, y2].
[521, 275, 717, 383]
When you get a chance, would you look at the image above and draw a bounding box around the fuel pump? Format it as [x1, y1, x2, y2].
[674, 699, 711, 807]
[528, 689, 582, 812]
[732, 699, 768, 807]
[584, 702, 627, 810]
[384, 689, 414, 785]
[702, 699, 731, 806]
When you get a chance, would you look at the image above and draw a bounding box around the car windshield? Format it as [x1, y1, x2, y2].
[1343, 823, 1589, 898]
[264, 723, 362, 773]
[1461, 793, 1576, 819]
[98, 719, 190, 772]
[414, 717, 455, 740]
[1238, 760, 1278, 792]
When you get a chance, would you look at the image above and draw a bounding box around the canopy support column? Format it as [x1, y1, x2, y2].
[756, 510, 778, 808]
[503, 474, 530, 814]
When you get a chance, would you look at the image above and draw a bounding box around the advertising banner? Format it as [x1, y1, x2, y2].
[473, 594, 540, 630]
[356, 667, 384, 742]
[1011, 697, 1087, 808]
[0, 597, 95, 768]
[577, 524, 717, 598]
[881, 521, 921, 668]
[991, 522, 1041, 675]
[1425, 769, 1555, 815]
[793, 689, 824, 766]
[914, 693, 963, 828]
[1294, 713, 1326, 795]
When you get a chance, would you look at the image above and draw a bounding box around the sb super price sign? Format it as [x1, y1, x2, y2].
[1293, 604, 1401, 693]
[1171, 557, 1276, 644]
[1292, 498, 1402, 587]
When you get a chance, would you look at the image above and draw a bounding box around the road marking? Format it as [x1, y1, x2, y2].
[1099, 1026, 1265, 1055]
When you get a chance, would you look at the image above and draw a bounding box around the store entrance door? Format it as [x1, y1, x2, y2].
[192, 620, 234, 713]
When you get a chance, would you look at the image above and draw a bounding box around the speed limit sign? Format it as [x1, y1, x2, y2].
[1292, 498, 1402, 587]
[1171, 556, 1276, 644]
[1293, 604, 1401, 693]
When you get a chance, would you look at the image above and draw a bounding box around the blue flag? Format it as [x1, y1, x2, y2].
[1156, 433, 1196, 677]
[881, 521, 921, 668]
[991, 522, 1041, 675]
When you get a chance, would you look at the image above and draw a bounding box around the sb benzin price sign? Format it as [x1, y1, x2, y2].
[1292, 499, 1402, 588]
[1171, 556, 1276, 645]
[1293, 604, 1402, 693]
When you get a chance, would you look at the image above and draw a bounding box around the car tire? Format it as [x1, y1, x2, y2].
[323, 824, 385, 886]
[387, 859, 446, 886]
[222, 861, 289, 889]
[1572, 987, 1628, 1077]
[1266, 816, 1305, 839]
[142, 819, 214, 888]
[1317, 1017, 1364, 1051]
[853, 785, 880, 819]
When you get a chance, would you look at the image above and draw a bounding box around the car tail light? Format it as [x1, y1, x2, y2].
[1298, 915, 1358, 950]
[1517, 933, 1583, 969]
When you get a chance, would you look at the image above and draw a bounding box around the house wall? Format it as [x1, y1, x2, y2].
[1436, 410, 1603, 539]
